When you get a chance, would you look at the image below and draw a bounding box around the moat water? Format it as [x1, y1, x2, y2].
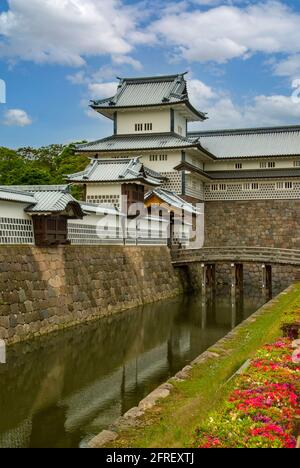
[0, 288, 274, 448]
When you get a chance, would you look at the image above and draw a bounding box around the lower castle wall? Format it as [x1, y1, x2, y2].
[0, 245, 183, 344]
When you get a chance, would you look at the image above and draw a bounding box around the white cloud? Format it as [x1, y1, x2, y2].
[186, 78, 300, 129]
[3, 109, 32, 126]
[88, 81, 118, 100]
[0, 0, 152, 66]
[78, 81, 119, 120]
[187, 79, 217, 106]
[152, 1, 300, 63]
[67, 71, 89, 85]
[112, 55, 142, 71]
[273, 55, 300, 79]
[197, 93, 300, 130]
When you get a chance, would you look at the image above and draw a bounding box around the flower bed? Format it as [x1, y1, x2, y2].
[195, 338, 300, 448]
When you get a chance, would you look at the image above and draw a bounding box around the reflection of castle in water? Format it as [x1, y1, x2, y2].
[0, 290, 266, 448]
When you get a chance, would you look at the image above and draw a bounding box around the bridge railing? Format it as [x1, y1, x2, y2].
[172, 246, 300, 266]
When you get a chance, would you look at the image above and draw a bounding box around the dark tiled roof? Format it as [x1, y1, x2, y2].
[145, 188, 200, 214]
[90, 73, 207, 120]
[68, 157, 164, 186]
[189, 126, 300, 159]
[0, 187, 35, 204]
[76, 133, 204, 153]
[0, 185, 84, 216]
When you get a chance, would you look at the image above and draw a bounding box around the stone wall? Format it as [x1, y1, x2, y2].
[204, 200, 300, 249]
[0, 245, 183, 344]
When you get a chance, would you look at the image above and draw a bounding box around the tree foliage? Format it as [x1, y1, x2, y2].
[0, 143, 89, 199]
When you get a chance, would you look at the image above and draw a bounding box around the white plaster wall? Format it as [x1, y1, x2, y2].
[205, 158, 300, 171]
[185, 153, 204, 170]
[0, 201, 31, 220]
[69, 213, 107, 226]
[174, 111, 187, 137]
[117, 109, 171, 134]
[186, 175, 204, 199]
[86, 184, 121, 197]
[140, 151, 182, 172]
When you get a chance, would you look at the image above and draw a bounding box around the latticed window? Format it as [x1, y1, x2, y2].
[0, 217, 34, 245]
[260, 161, 276, 169]
[210, 184, 227, 192]
[135, 123, 143, 132]
[235, 163, 243, 169]
[149, 154, 168, 162]
[149, 155, 158, 162]
[243, 183, 260, 191]
[276, 182, 294, 190]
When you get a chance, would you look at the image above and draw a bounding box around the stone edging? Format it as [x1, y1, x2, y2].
[87, 284, 295, 448]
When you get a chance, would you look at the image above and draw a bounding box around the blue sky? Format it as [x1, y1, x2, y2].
[1, 0, 300, 148]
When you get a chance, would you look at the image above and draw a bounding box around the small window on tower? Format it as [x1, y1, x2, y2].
[260, 161, 276, 169]
[235, 163, 243, 170]
[149, 155, 158, 162]
[135, 123, 143, 132]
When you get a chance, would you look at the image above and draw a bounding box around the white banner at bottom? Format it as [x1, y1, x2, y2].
[0, 340, 6, 364]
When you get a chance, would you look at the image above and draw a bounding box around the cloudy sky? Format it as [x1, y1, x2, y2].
[1, 0, 300, 148]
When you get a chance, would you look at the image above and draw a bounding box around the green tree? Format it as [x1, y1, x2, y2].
[53, 144, 89, 183]
[0, 147, 26, 185]
[0, 143, 89, 199]
[16, 166, 53, 185]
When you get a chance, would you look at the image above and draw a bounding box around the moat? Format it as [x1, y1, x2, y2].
[0, 288, 274, 448]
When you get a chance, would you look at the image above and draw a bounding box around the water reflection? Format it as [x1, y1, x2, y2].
[0, 289, 267, 448]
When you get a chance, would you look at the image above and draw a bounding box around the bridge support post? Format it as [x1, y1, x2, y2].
[201, 296, 207, 329]
[231, 263, 244, 293]
[201, 263, 216, 296]
[262, 264, 272, 299]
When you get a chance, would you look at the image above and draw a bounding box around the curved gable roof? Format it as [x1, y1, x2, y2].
[90, 73, 207, 121]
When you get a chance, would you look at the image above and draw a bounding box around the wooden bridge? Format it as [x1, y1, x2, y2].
[172, 247, 300, 267]
[172, 247, 300, 293]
